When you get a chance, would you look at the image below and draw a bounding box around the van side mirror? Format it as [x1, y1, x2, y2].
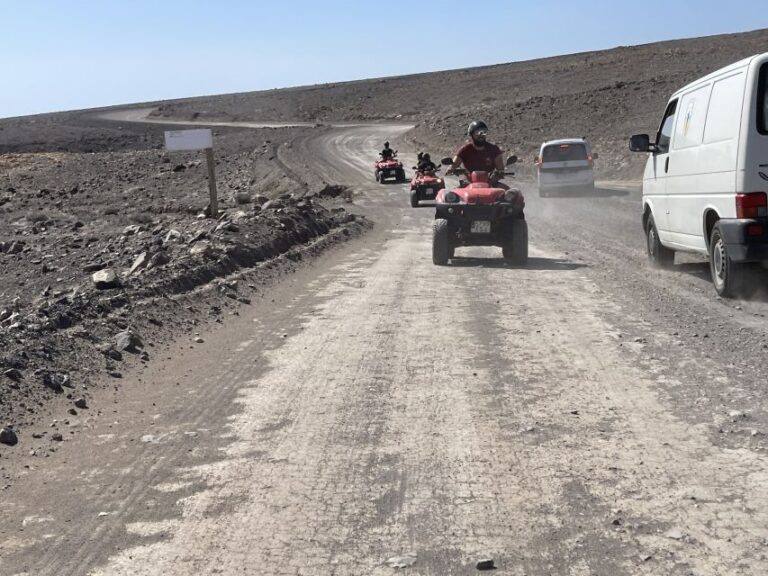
[592, 152, 599, 160]
[506, 155, 517, 165]
[440, 157, 453, 165]
[629, 134, 651, 152]
[533, 156, 540, 164]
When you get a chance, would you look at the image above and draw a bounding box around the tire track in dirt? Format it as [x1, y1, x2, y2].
[82, 205, 768, 575]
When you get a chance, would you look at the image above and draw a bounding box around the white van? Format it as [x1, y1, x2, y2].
[630, 52, 768, 297]
[535, 138, 597, 197]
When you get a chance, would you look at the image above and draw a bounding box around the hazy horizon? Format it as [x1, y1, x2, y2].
[3, 0, 766, 119]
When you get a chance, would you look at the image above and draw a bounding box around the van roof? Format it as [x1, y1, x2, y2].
[672, 52, 768, 97]
[541, 138, 587, 147]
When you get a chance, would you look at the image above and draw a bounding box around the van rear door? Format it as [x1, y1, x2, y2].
[539, 142, 592, 186]
[741, 59, 768, 196]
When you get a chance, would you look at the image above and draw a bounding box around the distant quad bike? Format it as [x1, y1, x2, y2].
[432, 156, 527, 265]
[375, 152, 406, 183]
[409, 166, 445, 207]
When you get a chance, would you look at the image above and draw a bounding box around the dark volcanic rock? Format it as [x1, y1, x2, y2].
[0, 427, 18, 446]
[3, 368, 23, 382]
[41, 372, 70, 393]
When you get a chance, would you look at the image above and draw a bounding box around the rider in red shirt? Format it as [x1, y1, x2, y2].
[446, 120, 506, 187]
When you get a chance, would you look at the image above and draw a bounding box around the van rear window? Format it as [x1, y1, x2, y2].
[759, 63, 768, 135]
[542, 143, 588, 162]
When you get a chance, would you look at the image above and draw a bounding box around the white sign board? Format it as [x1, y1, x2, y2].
[164, 129, 213, 151]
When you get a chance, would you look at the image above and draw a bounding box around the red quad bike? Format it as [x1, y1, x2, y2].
[409, 166, 445, 207]
[432, 156, 527, 265]
[375, 152, 406, 183]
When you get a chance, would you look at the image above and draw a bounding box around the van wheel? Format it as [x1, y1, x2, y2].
[646, 214, 674, 268]
[710, 223, 750, 298]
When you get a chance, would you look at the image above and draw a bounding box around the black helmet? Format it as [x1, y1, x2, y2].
[384, 141, 390, 148]
[423, 153, 431, 160]
[467, 120, 488, 136]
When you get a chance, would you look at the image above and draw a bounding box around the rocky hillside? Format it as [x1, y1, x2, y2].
[143, 28, 768, 179]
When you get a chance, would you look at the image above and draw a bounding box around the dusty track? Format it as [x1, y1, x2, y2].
[2, 119, 768, 576]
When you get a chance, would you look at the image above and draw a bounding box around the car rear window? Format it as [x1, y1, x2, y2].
[542, 143, 588, 162]
[759, 62, 768, 135]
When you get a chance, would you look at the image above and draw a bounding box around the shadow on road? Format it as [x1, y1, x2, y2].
[378, 179, 409, 185]
[541, 187, 630, 199]
[675, 261, 768, 302]
[674, 262, 712, 282]
[448, 256, 587, 271]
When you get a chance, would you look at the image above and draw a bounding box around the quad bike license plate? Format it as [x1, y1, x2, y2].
[424, 188, 433, 195]
[470, 220, 491, 234]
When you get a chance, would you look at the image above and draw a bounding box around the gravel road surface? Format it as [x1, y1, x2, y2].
[2, 121, 768, 576]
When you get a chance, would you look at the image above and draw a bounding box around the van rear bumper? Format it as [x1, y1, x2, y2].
[718, 218, 768, 262]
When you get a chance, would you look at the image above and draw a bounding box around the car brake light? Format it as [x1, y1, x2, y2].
[736, 192, 768, 218]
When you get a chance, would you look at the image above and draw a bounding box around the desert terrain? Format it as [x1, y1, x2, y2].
[1, 28, 768, 576]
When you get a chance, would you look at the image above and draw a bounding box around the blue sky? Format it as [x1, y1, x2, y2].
[2, 0, 766, 119]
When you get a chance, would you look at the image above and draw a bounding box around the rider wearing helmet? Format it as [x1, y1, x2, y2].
[380, 141, 395, 160]
[446, 120, 506, 186]
[417, 152, 437, 173]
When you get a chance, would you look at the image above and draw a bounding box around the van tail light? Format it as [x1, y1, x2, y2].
[736, 192, 768, 218]
[587, 154, 594, 168]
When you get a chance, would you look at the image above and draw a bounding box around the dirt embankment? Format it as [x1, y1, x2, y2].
[0, 119, 366, 448]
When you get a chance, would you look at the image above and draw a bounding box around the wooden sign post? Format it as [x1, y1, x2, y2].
[164, 128, 218, 218]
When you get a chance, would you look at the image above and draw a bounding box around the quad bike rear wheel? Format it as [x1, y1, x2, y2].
[375, 170, 381, 182]
[396, 168, 406, 182]
[410, 190, 419, 208]
[502, 219, 528, 265]
[433, 219, 450, 265]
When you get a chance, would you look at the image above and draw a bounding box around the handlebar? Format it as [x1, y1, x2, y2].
[446, 168, 513, 181]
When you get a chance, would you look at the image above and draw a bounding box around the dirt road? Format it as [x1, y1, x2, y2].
[2, 122, 768, 576]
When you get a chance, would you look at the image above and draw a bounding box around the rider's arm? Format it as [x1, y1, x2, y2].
[494, 153, 504, 172]
[489, 152, 505, 181]
[447, 155, 463, 175]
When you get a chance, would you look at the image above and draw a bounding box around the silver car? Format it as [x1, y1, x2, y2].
[536, 138, 597, 197]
